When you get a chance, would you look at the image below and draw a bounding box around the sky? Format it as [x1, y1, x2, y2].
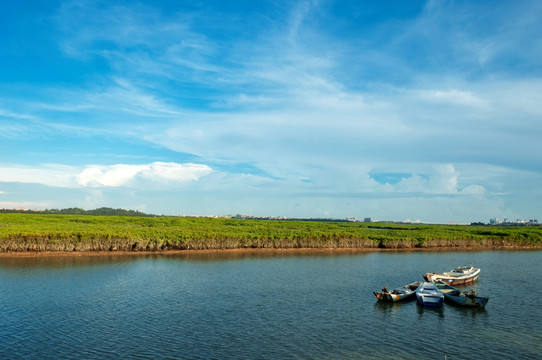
[1, 0, 541, 223]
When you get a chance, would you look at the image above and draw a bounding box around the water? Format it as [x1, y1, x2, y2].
[0, 250, 541, 359]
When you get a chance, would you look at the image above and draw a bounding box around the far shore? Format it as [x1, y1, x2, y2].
[2, 213, 541, 256]
[1, 245, 541, 258]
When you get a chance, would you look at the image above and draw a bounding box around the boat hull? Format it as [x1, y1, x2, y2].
[373, 282, 421, 302]
[417, 295, 444, 307]
[433, 280, 489, 308]
[445, 294, 489, 308]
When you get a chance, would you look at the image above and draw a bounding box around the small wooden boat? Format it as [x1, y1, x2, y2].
[416, 281, 444, 307]
[373, 281, 421, 302]
[433, 280, 489, 308]
[423, 265, 481, 285]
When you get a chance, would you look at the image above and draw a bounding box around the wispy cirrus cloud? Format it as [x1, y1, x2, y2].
[56, 1, 223, 86]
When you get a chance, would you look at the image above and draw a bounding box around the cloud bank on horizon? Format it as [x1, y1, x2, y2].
[1, 0, 541, 223]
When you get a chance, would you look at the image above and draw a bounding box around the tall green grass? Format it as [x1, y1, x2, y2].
[0, 213, 540, 252]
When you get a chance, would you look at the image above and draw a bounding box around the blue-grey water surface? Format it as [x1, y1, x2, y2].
[0, 250, 541, 359]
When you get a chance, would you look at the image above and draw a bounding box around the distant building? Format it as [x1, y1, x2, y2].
[491, 218, 539, 226]
[364, 217, 372, 223]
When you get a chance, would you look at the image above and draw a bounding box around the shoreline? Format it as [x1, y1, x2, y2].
[2, 214, 540, 255]
[1, 245, 541, 258]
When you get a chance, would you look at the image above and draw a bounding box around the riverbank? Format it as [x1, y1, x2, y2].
[1, 244, 541, 258]
[1, 213, 541, 255]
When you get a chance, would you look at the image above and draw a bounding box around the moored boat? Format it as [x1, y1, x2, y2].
[373, 281, 421, 302]
[416, 281, 444, 307]
[423, 265, 481, 285]
[433, 280, 489, 308]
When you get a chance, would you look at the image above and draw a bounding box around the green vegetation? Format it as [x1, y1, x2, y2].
[0, 213, 541, 252]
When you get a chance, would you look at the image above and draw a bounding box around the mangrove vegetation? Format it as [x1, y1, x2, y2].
[0, 213, 541, 252]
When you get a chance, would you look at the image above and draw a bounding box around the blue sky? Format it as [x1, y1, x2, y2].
[1, 0, 541, 223]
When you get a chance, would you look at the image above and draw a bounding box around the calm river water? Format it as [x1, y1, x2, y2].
[0, 250, 541, 359]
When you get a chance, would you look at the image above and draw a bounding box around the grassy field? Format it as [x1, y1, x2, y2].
[0, 213, 541, 252]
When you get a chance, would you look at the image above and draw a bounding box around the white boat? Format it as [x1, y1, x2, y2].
[416, 281, 444, 307]
[423, 265, 481, 285]
[373, 282, 421, 302]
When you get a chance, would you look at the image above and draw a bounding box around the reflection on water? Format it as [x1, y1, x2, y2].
[0, 248, 375, 268]
[446, 303, 489, 320]
[373, 300, 412, 314]
[0, 254, 138, 269]
[416, 302, 445, 318]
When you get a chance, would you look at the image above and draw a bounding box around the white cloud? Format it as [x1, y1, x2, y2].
[140, 162, 212, 182]
[86, 78, 186, 117]
[0, 165, 78, 187]
[78, 165, 144, 187]
[0, 108, 35, 121]
[413, 89, 485, 107]
[77, 162, 213, 187]
[390, 164, 487, 196]
[0, 162, 213, 189]
[460, 184, 486, 196]
[430, 164, 458, 194]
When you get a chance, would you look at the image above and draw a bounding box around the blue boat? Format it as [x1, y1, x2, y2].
[433, 280, 489, 308]
[416, 281, 444, 307]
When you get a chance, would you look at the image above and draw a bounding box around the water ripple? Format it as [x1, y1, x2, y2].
[1, 251, 541, 359]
